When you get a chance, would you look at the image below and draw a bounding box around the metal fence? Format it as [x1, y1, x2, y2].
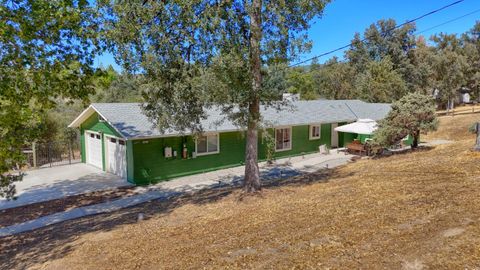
[23, 140, 81, 169]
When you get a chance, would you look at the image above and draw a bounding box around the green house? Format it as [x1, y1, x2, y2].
[68, 100, 391, 185]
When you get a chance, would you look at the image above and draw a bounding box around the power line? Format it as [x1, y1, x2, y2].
[289, 0, 467, 67]
[322, 7, 480, 66]
[416, 7, 480, 36]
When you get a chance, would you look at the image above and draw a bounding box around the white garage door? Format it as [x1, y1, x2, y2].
[86, 132, 103, 169]
[106, 136, 127, 179]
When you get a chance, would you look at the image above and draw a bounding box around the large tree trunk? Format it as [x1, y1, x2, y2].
[244, 0, 262, 192]
[411, 130, 419, 149]
[244, 102, 261, 192]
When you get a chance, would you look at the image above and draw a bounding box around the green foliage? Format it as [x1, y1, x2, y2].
[316, 58, 355, 100]
[0, 173, 23, 200]
[94, 74, 142, 103]
[408, 36, 436, 94]
[286, 19, 480, 107]
[355, 57, 407, 102]
[262, 131, 276, 164]
[286, 67, 317, 100]
[468, 123, 477, 134]
[431, 33, 468, 106]
[286, 19, 417, 102]
[373, 92, 438, 148]
[461, 21, 480, 101]
[0, 0, 100, 199]
[100, 0, 330, 132]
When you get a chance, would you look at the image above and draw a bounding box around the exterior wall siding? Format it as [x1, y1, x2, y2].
[339, 133, 416, 146]
[126, 140, 135, 183]
[79, 113, 123, 171]
[76, 117, 354, 185]
[131, 131, 248, 185]
[131, 124, 335, 185]
[403, 134, 414, 146]
[357, 134, 372, 143]
[257, 124, 332, 160]
[342, 132, 358, 146]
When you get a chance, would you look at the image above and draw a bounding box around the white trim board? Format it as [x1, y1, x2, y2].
[274, 126, 292, 152]
[195, 133, 220, 156]
[68, 105, 126, 140]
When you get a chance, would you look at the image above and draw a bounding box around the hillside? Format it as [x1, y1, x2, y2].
[2, 114, 480, 269]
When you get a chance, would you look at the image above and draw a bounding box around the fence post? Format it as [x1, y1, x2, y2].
[49, 142, 52, 167]
[68, 140, 72, 165]
[32, 142, 37, 168]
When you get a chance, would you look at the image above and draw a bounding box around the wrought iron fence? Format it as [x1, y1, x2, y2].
[23, 140, 81, 169]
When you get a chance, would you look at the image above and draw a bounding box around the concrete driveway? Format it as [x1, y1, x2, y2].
[0, 163, 130, 210]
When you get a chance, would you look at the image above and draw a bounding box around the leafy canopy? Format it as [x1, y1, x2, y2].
[286, 20, 480, 107]
[374, 92, 438, 148]
[0, 0, 100, 199]
[100, 0, 330, 132]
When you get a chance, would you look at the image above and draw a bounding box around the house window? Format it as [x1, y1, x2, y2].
[196, 133, 219, 155]
[310, 125, 321, 140]
[275, 127, 292, 152]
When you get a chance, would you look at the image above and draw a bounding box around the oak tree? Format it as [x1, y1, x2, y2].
[0, 0, 100, 199]
[100, 0, 330, 192]
[374, 92, 438, 149]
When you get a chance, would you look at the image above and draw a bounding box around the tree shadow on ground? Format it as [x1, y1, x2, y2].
[1, 171, 128, 210]
[0, 167, 342, 269]
[371, 146, 435, 160]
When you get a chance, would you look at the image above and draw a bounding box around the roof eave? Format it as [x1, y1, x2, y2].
[68, 105, 95, 128]
[68, 105, 127, 140]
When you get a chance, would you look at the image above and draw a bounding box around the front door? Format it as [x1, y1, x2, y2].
[331, 123, 339, 148]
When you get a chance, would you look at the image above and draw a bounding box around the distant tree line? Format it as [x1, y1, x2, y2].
[37, 66, 141, 144]
[286, 19, 480, 109]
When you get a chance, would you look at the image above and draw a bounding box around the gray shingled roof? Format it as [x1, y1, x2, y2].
[92, 100, 391, 139]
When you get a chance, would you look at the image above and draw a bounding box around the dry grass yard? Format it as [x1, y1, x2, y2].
[0, 186, 136, 228]
[2, 114, 480, 269]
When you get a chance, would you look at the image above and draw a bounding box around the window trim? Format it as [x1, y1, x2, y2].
[195, 133, 220, 156]
[309, 124, 321, 140]
[86, 130, 101, 140]
[275, 126, 292, 152]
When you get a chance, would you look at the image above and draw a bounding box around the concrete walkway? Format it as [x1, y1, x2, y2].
[0, 163, 129, 210]
[0, 151, 353, 237]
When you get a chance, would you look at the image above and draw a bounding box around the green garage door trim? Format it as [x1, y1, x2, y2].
[80, 113, 124, 172]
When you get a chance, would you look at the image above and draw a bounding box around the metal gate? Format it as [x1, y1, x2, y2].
[24, 140, 81, 169]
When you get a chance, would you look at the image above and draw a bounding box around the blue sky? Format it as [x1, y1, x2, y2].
[94, 0, 480, 71]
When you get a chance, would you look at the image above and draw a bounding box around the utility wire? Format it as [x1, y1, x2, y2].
[416, 7, 480, 35]
[289, 0, 467, 67]
[317, 7, 480, 66]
